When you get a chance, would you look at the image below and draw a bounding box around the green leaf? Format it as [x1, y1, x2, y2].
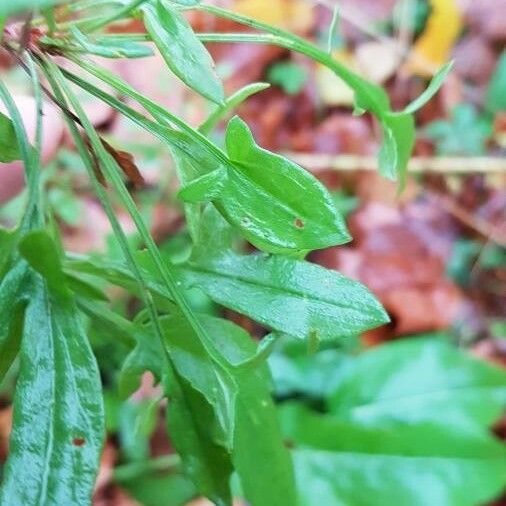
[0, 261, 29, 381]
[70, 28, 154, 58]
[199, 82, 270, 136]
[177, 165, 228, 204]
[175, 211, 387, 340]
[328, 338, 506, 430]
[162, 314, 296, 506]
[486, 51, 506, 113]
[378, 112, 415, 185]
[160, 315, 237, 448]
[404, 62, 454, 114]
[19, 230, 69, 298]
[0, 111, 21, 163]
[166, 371, 234, 506]
[425, 104, 491, 156]
[0, 274, 104, 505]
[118, 316, 233, 505]
[281, 403, 506, 506]
[220, 116, 351, 252]
[143, 0, 224, 103]
[196, 5, 418, 182]
[0, 0, 64, 17]
[267, 62, 308, 95]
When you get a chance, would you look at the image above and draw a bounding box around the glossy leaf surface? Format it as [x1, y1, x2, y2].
[281, 403, 506, 506]
[162, 314, 296, 506]
[143, 0, 224, 103]
[0, 111, 21, 163]
[0, 264, 104, 505]
[161, 315, 237, 448]
[328, 338, 506, 429]
[177, 166, 228, 204]
[220, 116, 350, 252]
[166, 371, 233, 506]
[0, 261, 29, 381]
[175, 209, 387, 340]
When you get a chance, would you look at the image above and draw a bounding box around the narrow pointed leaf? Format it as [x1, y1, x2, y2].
[162, 314, 296, 506]
[161, 315, 237, 448]
[0, 274, 104, 506]
[143, 0, 224, 103]
[71, 28, 154, 58]
[166, 372, 234, 506]
[404, 62, 454, 114]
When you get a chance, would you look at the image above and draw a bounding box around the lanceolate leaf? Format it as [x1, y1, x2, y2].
[161, 315, 237, 448]
[328, 338, 506, 430]
[220, 116, 350, 252]
[280, 403, 506, 506]
[143, 0, 224, 103]
[178, 252, 388, 340]
[0, 111, 21, 163]
[0, 273, 104, 506]
[174, 208, 387, 339]
[404, 62, 454, 114]
[162, 315, 296, 506]
[117, 319, 233, 505]
[165, 371, 234, 506]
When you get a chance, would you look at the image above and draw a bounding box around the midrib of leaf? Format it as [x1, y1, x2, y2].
[184, 256, 375, 315]
[38, 285, 56, 505]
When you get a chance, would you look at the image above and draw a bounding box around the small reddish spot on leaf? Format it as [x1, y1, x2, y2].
[72, 437, 86, 447]
[294, 218, 304, 229]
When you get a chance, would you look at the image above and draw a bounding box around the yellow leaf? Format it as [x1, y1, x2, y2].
[407, 0, 462, 77]
[234, 0, 314, 32]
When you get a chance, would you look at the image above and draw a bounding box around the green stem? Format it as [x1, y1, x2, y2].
[197, 4, 390, 114]
[45, 57, 234, 374]
[40, 57, 174, 375]
[0, 60, 44, 231]
[64, 56, 233, 168]
[82, 0, 149, 33]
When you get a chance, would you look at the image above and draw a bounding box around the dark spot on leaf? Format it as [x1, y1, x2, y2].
[72, 437, 86, 447]
[294, 218, 304, 229]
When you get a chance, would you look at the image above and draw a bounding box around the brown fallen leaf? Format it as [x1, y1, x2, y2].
[83, 135, 145, 190]
[102, 139, 145, 190]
